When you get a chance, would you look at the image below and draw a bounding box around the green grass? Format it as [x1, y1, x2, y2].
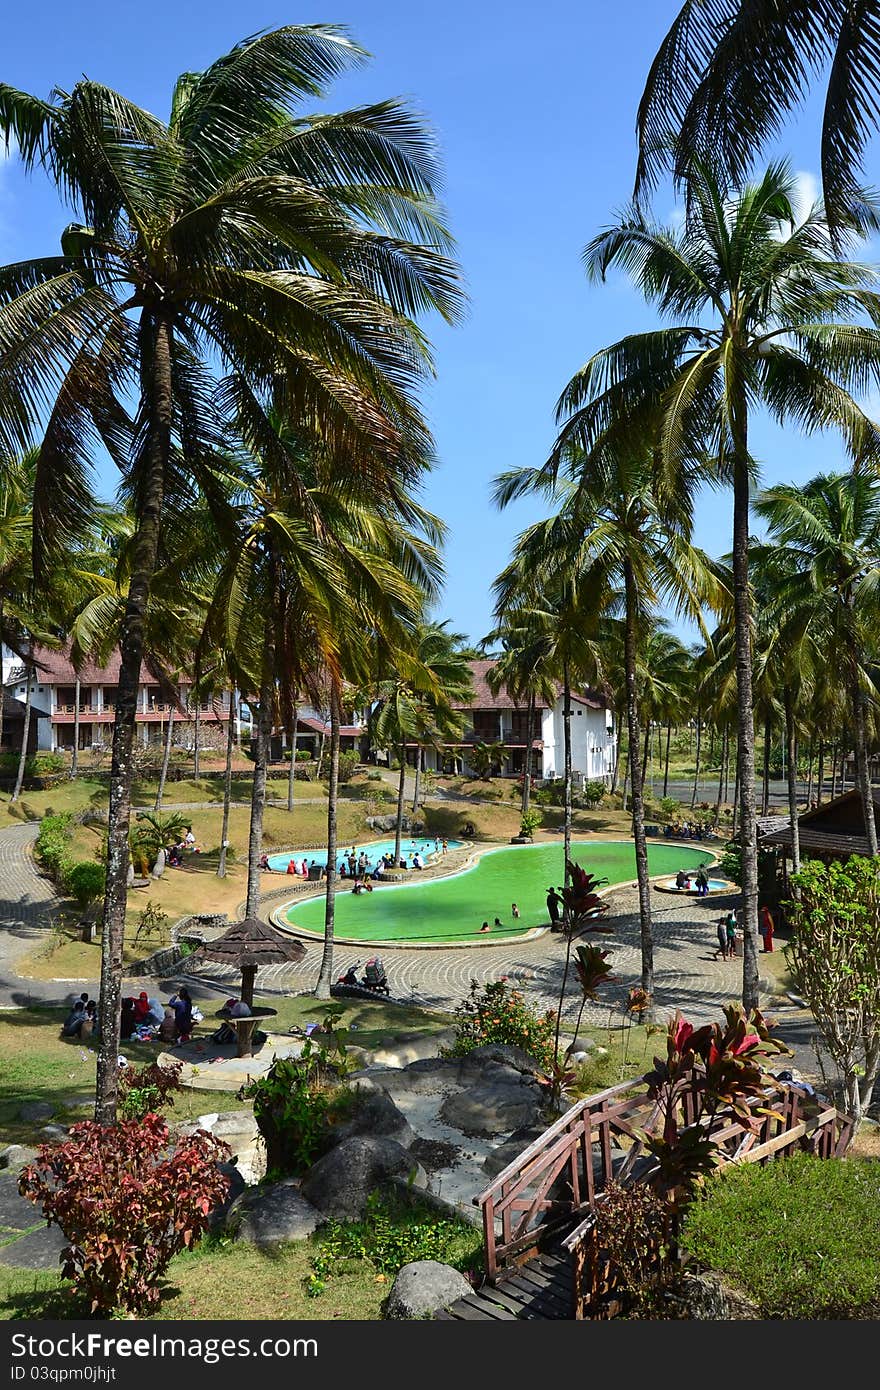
[282, 840, 712, 944]
[680, 1153, 880, 1318]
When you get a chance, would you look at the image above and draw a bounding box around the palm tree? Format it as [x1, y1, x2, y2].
[0, 28, 461, 1120]
[495, 449, 722, 1015]
[485, 626, 558, 818]
[755, 472, 880, 853]
[553, 158, 880, 1011]
[636, 1, 880, 238]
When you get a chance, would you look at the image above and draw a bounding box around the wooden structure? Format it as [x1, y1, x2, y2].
[761, 789, 880, 864]
[195, 917, 305, 1008]
[213, 1004, 278, 1058]
[440, 1072, 855, 1320]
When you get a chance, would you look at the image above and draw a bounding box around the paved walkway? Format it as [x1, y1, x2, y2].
[0, 823, 818, 1073]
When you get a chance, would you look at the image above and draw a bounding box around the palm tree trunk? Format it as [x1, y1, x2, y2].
[850, 643, 878, 853]
[70, 677, 81, 780]
[245, 597, 278, 919]
[155, 708, 174, 811]
[731, 407, 760, 1014]
[732, 751, 741, 837]
[316, 730, 326, 781]
[95, 310, 173, 1125]
[562, 659, 573, 893]
[662, 724, 672, 798]
[394, 743, 406, 865]
[623, 559, 653, 1014]
[691, 716, 702, 809]
[193, 699, 201, 780]
[761, 715, 771, 815]
[717, 727, 727, 812]
[217, 694, 236, 879]
[522, 693, 535, 816]
[315, 686, 341, 998]
[831, 742, 838, 800]
[287, 701, 298, 814]
[817, 738, 825, 805]
[412, 744, 422, 814]
[641, 724, 650, 786]
[11, 660, 32, 803]
[784, 688, 801, 884]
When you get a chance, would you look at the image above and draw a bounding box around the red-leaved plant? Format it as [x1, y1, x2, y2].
[19, 1115, 231, 1315]
[642, 1004, 790, 1206]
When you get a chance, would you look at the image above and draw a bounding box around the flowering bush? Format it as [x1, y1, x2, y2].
[19, 1115, 231, 1315]
[117, 1059, 183, 1121]
[448, 978, 555, 1069]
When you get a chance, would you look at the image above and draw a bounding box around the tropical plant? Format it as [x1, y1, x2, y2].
[553, 156, 880, 1011]
[0, 24, 460, 1122]
[636, 0, 880, 239]
[447, 978, 556, 1071]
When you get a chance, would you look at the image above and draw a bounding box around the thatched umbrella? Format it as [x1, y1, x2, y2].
[195, 917, 306, 1006]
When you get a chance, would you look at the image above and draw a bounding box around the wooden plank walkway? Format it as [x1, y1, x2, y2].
[437, 1250, 574, 1321]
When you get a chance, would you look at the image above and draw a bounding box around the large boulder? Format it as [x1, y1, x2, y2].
[17, 1101, 54, 1124]
[0, 1146, 39, 1174]
[460, 1043, 544, 1078]
[302, 1137, 427, 1220]
[208, 1161, 247, 1232]
[229, 1178, 323, 1247]
[440, 1081, 544, 1138]
[385, 1260, 472, 1319]
[328, 1089, 414, 1149]
[482, 1125, 547, 1178]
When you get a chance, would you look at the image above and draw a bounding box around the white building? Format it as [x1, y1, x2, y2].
[409, 659, 616, 783]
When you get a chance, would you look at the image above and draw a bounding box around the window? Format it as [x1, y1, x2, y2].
[577, 709, 582, 716]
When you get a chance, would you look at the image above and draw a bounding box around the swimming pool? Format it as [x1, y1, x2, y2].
[266, 836, 463, 874]
[276, 840, 713, 945]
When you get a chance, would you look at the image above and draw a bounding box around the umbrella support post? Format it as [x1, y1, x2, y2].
[241, 964, 257, 1009]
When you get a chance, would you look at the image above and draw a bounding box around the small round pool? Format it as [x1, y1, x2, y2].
[266, 835, 463, 875]
[655, 876, 730, 896]
[276, 840, 714, 945]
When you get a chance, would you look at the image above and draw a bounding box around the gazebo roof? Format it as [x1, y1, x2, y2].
[196, 917, 306, 968]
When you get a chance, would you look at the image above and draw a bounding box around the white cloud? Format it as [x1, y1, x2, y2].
[788, 169, 820, 226]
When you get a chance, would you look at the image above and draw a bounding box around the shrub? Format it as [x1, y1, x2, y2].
[63, 860, 106, 909]
[680, 1154, 880, 1318]
[717, 839, 777, 894]
[118, 1060, 183, 1121]
[367, 770, 383, 781]
[35, 813, 74, 879]
[134, 900, 170, 947]
[659, 796, 679, 817]
[582, 780, 606, 809]
[241, 1039, 350, 1177]
[295, 748, 311, 761]
[307, 1190, 481, 1297]
[18, 1116, 230, 1315]
[336, 750, 360, 784]
[447, 978, 555, 1070]
[519, 808, 542, 837]
[588, 1181, 676, 1313]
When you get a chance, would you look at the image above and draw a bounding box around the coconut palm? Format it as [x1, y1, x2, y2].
[495, 449, 723, 1014]
[636, 0, 880, 238]
[553, 157, 880, 1010]
[755, 471, 880, 853]
[484, 625, 558, 818]
[0, 25, 460, 1122]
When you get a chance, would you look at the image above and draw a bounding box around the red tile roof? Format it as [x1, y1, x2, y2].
[451, 659, 606, 712]
[9, 644, 159, 687]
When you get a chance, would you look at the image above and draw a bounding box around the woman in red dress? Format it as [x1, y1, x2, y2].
[759, 905, 775, 952]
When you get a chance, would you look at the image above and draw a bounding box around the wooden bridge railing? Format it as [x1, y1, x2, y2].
[474, 1073, 854, 1287]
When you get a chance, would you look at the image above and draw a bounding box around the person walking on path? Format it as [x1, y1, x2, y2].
[695, 865, 710, 898]
[714, 917, 729, 960]
[759, 905, 775, 953]
[725, 910, 739, 958]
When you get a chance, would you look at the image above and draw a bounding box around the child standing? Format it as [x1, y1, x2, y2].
[511, 903, 520, 919]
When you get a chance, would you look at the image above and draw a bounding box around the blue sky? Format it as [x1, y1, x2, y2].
[1, 0, 872, 644]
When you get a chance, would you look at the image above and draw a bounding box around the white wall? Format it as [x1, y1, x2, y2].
[541, 699, 615, 782]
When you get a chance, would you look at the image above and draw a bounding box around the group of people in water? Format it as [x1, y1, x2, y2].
[479, 903, 521, 933]
[260, 839, 450, 884]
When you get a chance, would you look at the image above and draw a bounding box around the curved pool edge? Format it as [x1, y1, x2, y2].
[266, 838, 719, 951]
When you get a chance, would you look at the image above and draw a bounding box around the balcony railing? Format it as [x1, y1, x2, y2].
[54, 704, 99, 715]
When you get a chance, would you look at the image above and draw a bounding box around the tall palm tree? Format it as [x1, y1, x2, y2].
[0, 28, 461, 1120]
[495, 450, 722, 1014]
[755, 472, 880, 853]
[636, 1, 880, 238]
[485, 625, 558, 818]
[553, 158, 880, 1010]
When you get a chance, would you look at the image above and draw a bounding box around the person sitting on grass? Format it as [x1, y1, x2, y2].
[60, 993, 89, 1038]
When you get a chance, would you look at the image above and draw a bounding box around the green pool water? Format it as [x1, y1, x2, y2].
[279, 841, 712, 945]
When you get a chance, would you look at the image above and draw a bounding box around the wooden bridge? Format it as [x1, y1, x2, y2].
[438, 1074, 855, 1320]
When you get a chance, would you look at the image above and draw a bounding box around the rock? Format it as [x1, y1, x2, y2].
[302, 1137, 427, 1220]
[210, 1111, 260, 1142]
[230, 1178, 322, 1246]
[385, 1260, 472, 1319]
[0, 1145, 39, 1173]
[482, 1125, 546, 1177]
[461, 1043, 544, 1077]
[208, 1161, 247, 1232]
[18, 1101, 54, 1123]
[38, 1125, 67, 1142]
[677, 1271, 761, 1320]
[329, 1089, 414, 1149]
[440, 1082, 544, 1138]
